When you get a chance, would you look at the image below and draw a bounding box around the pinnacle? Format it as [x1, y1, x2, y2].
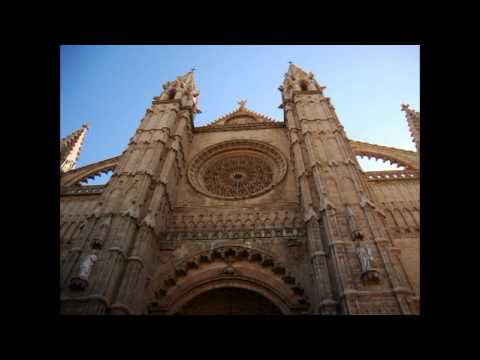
[286, 62, 308, 77]
[60, 122, 90, 173]
[178, 67, 198, 91]
[401, 103, 419, 118]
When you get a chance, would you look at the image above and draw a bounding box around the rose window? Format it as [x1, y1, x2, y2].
[188, 140, 288, 200]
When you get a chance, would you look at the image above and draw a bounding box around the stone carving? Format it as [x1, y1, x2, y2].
[221, 265, 238, 275]
[188, 140, 288, 200]
[356, 243, 373, 273]
[61, 64, 419, 315]
[359, 191, 376, 209]
[79, 254, 97, 279]
[155, 244, 309, 307]
[355, 243, 380, 283]
[70, 253, 97, 290]
[164, 208, 305, 243]
[203, 155, 274, 199]
[238, 99, 247, 110]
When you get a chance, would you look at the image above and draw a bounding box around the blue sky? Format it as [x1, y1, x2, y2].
[60, 45, 419, 183]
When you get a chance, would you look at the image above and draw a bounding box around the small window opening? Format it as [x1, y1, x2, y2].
[300, 80, 309, 91]
[168, 89, 176, 100]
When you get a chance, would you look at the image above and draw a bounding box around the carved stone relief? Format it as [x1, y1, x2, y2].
[188, 140, 288, 200]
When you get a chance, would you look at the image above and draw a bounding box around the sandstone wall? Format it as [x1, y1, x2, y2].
[60, 195, 100, 247]
[160, 127, 314, 301]
[369, 178, 420, 296]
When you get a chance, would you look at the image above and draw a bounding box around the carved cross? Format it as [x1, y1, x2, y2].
[238, 99, 247, 110]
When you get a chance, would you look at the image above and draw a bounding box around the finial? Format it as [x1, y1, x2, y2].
[238, 99, 247, 110]
[83, 121, 91, 129]
[288, 61, 293, 65]
[401, 103, 410, 111]
[191, 67, 196, 72]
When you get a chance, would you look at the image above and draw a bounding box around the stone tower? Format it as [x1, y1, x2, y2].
[279, 63, 418, 314]
[60, 70, 200, 314]
[60, 64, 419, 315]
[60, 122, 90, 173]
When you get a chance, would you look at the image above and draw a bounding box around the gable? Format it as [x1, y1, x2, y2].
[197, 102, 282, 131]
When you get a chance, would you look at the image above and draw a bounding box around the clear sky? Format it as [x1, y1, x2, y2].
[60, 45, 419, 184]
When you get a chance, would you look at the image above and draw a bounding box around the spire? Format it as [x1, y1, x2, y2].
[286, 62, 308, 79]
[279, 62, 326, 101]
[401, 103, 420, 152]
[177, 68, 198, 93]
[60, 122, 90, 173]
[155, 68, 201, 113]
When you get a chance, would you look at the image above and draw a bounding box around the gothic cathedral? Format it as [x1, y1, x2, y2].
[60, 64, 420, 315]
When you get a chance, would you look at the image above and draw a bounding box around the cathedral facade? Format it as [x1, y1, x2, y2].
[60, 64, 420, 315]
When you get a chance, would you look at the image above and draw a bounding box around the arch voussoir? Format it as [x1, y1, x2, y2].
[150, 244, 310, 314]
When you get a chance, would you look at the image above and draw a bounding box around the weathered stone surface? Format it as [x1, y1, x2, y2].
[60, 65, 420, 315]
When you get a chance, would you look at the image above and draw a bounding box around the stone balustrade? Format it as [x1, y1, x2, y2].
[364, 170, 419, 181]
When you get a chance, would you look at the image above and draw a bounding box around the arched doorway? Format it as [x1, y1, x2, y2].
[149, 245, 310, 315]
[176, 287, 283, 315]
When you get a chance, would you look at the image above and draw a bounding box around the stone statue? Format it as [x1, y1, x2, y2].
[78, 253, 97, 280]
[355, 243, 374, 274]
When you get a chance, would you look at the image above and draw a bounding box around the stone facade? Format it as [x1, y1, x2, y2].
[60, 65, 420, 315]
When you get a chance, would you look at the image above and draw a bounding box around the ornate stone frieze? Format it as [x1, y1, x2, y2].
[163, 227, 305, 243]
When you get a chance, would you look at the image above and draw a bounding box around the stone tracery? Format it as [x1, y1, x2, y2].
[188, 140, 288, 200]
[203, 155, 274, 198]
